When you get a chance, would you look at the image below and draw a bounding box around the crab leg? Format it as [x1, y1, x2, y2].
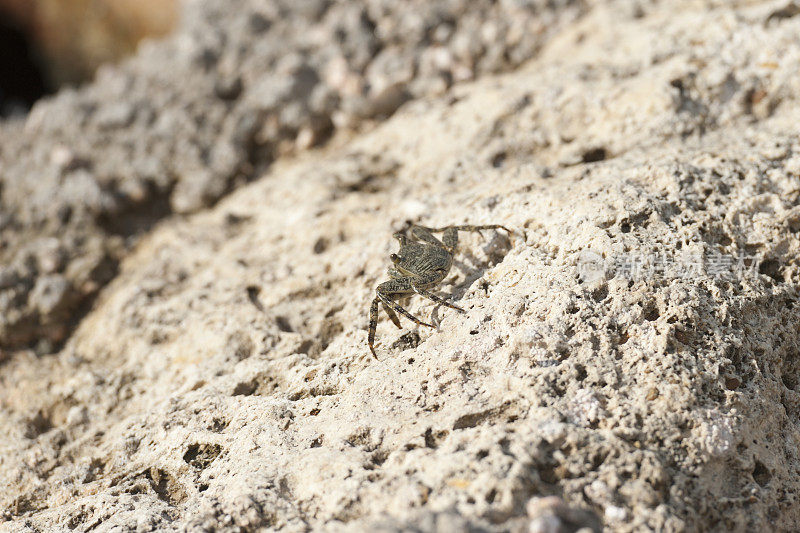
[412, 286, 465, 313]
[411, 224, 511, 252]
[368, 277, 435, 358]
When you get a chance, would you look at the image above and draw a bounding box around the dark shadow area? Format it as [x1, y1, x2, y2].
[0, 16, 51, 117]
[429, 233, 513, 325]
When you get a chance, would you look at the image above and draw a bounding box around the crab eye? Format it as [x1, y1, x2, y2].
[390, 253, 400, 262]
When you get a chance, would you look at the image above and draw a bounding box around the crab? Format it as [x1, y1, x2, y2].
[368, 223, 512, 358]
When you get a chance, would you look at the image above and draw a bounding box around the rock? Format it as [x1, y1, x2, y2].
[32, 238, 66, 274]
[214, 75, 243, 101]
[3, 1, 800, 532]
[361, 83, 412, 119]
[28, 274, 72, 317]
[0, 267, 20, 290]
[170, 167, 230, 214]
[527, 496, 602, 533]
[0, 0, 584, 348]
[95, 102, 136, 129]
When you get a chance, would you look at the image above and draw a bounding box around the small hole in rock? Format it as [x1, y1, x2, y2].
[644, 306, 660, 321]
[582, 147, 607, 163]
[371, 450, 388, 466]
[232, 380, 257, 396]
[24, 410, 53, 439]
[491, 151, 507, 168]
[297, 339, 315, 354]
[725, 375, 741, 390]
[275, 316, 293, 333]
[759, 259, 782, 283]
[183, 443, 223, 470]
[592, 285, 608, 302]
[674, 329, 691, 345]
[753, 460, 771, 486]
[392, 331, 421, 351]
[246, 285, 265, 312]
[313, 237, 329, 254]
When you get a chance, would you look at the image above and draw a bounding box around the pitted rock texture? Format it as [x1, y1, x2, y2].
[3, 1, 800, 532]
[0, 0, 586, 349]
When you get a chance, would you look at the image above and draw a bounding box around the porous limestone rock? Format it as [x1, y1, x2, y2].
[3, 1, 800, 532]
[0, 0, 585, 349]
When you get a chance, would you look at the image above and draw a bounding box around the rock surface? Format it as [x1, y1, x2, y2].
[0, 0, 585, 350]
[3, 0, 800, 532]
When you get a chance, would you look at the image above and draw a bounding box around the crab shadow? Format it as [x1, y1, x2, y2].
[429, 237, 512, 325]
